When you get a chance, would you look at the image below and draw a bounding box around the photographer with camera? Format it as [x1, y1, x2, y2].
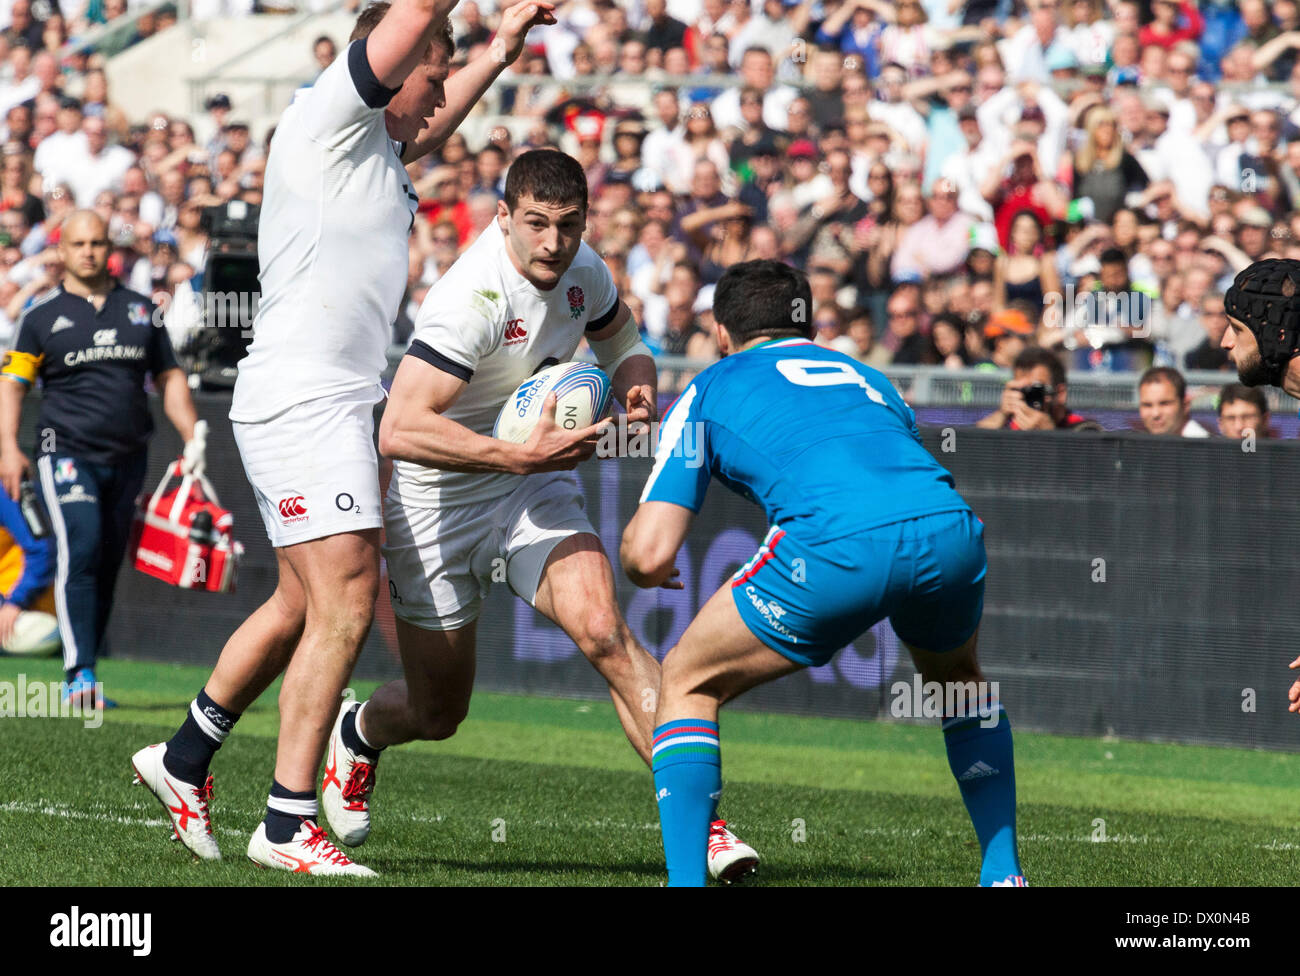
[977, 346, 1095, 430]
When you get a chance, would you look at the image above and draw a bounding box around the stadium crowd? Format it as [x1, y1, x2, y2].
[1, 0, 1297, 433]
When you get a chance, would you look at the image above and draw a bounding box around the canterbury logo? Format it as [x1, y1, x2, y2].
[504, 319, 527, 345]
[278, 496, 307, 520]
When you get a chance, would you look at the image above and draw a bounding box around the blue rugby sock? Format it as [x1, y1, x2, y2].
[652, 719, 721, 888]
[942, 701, 1023, 886]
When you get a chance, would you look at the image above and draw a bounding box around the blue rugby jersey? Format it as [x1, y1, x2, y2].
[641, 338, 970, 539]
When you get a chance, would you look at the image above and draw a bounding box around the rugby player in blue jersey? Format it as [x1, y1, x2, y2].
[620, 260, 1025, 888]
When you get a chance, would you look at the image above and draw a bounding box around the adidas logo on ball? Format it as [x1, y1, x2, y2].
[494, 362, 612, 444]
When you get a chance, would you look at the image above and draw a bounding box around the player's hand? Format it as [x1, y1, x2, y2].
[658, 566, 684, 591]
[491, 2, 557, 67]
[624, 384, 656, 431]
[1289, 655, 1300, 714]
[0, 448, 31, 502]
[522, 393, 612, 472]
[0, 602, 19, 646]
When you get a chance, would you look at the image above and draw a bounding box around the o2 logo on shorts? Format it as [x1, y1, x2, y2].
[335, 492, 357, 512]
[277, 495, 308, 524]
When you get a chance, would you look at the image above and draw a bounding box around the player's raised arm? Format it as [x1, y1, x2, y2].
[402, 2, 557, 164]
[366, 0, 463, 89]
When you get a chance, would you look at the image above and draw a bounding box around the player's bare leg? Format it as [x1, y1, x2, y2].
[272, 529, 380, 792]
[132, 548, 307, 861]
[903, 630, 983, 690]
[360, 619, 478, 747]
[532, 533, 661, 763]
[653, 582, 799, 885]
[320, 619, 477, 846]
[205, 547, 306, 712]
[242, 529, 381, 876]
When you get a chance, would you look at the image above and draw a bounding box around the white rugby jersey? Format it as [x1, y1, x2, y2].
[230, 38, 418, 423]
[392, 219, 620, 508]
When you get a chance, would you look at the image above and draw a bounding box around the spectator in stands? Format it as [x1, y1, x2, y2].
[978, 345, 1092, 430]
[929, 311, 969, 369]
[711, 47, 795, 134]
[665, 102, 729, 198]
[313, 35, 338, 74]
[1001, 0, 1071, 83]
[994, 209, 1058, 318]
[893, 177, 973, 280]
[0, 146, 40, 225]
[1072, 106, 1150, 225]
[1070, 247, 1158, 372]
[674, 157, 732, 262]
[984, 137, 1065, 251]
[1185, 293, 1232, 371]
[1216, 383, 1271, 439]
[1140, 0, 1204, 51]
[787, 148, 867, 272]
[642, 0, 688, 54]
[1138, 366, 1210, 437]
[880, 282, 928, 365]
[4, 0, 41, 49]
[816, 0, 884, 72]
[660, 281, 713, 358]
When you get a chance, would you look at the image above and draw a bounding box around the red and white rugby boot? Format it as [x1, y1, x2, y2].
[707, 819, 759, 883]
[130, 743, 220, 861]
[321, 700, 379, 847]
[247, 820, 377, 877]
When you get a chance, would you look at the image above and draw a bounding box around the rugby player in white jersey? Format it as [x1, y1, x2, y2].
[130, 0, 558, 876]
[318, 149, 760, 883]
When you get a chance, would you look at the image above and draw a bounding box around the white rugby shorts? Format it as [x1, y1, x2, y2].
[233, 386, 385, 547]
[383, 470, 595, 630]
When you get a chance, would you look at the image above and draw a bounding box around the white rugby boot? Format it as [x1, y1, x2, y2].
[321, 700, 379, 847]
[707, 819, 759, 883]
[131, 743, 220, 861]
[247, 820, 377, 877]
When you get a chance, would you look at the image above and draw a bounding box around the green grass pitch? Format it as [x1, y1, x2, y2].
[1, 657, 1298, 886]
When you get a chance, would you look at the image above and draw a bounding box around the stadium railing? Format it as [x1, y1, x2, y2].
[380, 346, 1295, 413]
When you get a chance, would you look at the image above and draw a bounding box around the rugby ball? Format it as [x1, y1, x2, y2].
[2, 610, 61, 657]
[493, 362, 613, 444]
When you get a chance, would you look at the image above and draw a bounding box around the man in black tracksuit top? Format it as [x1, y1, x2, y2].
[0, 210, 201, 705]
